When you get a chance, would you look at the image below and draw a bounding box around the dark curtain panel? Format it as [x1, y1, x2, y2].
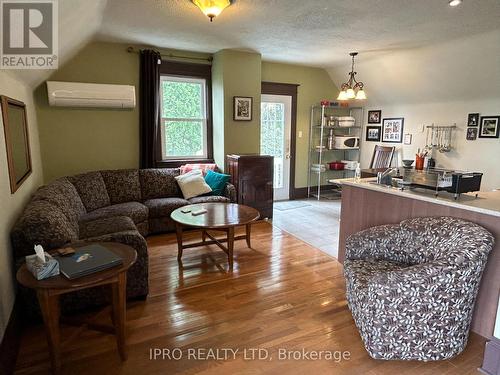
[139, 49, 161, 168]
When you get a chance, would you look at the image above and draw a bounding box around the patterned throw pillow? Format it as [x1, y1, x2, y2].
[175, 170, 212, 199]
[179, 163, 217, 176]
[204, 170, 230, 196]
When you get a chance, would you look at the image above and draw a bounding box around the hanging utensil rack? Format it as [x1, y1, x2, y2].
[425, 124, 456, 153]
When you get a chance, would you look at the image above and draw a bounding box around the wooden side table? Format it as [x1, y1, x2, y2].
[16, 242, 137, 375]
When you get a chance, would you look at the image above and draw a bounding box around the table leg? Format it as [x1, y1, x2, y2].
[37, 290, 61, 375]
[111, 272, 128, 361]
[175, 222, 184, 260]
[202, 229, 207, 243]
[227, 227, 235, 267]
[246, 224, 252, 248]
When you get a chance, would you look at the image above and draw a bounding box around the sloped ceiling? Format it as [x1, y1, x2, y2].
[7, 0, 107, 88]
[7, 0, 500, 92]
[327, 29, 500, 104]
[98, 0, 500, 67]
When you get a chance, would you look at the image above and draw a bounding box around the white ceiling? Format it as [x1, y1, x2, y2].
[97, 0, 500, 67]
[9, 0, 500, 87]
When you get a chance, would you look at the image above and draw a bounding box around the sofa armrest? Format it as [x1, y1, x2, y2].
[345, 224, 407, 263]
[224, 182, 237, 203]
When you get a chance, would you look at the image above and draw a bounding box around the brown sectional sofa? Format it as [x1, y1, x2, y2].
[11, 168, 236, 318]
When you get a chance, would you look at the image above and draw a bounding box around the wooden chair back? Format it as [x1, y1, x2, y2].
[370, 145, 395, 169]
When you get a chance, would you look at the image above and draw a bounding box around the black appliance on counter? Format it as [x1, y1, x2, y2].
[402, 168, 483, 200]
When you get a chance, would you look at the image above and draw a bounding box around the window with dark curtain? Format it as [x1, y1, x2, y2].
[156, 61, 213, 167]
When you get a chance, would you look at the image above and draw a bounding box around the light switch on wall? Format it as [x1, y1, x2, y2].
[298, 131, 303, 138]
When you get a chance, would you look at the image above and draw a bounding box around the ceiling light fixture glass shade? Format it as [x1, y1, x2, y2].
[192, 0, 231, 21]
[448, 0, 462, 6]
[355, 89, 367, 100]
[337, 91, 348, 100]
[336, 52, 367, 101]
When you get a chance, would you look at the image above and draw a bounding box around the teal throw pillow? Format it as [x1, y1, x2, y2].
[204, 170, 230, 196]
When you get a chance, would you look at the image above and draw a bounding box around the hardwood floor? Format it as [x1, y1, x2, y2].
[14, 222, 485, 374]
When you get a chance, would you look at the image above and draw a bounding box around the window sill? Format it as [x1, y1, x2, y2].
[155, 158, 215, 168]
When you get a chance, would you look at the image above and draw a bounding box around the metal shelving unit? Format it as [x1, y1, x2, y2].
[307, 105, 364, 200]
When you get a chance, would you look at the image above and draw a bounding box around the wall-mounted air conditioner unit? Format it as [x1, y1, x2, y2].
[46, 81, 136, 108]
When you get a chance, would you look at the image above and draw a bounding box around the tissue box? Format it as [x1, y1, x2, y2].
[25, 253, 60, 280]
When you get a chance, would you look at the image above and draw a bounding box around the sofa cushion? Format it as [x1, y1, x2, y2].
[144, 197, 189, 218]
[204, 170, 230, 196]
[69, 171, 110, 211]
[79, 216, 137, 239]
[80, 202, 148, 224]
[101, 169, 142, 204]
[175, 169, 212, 199]
[180, 163, 217, 176]
[188, 195, 230, 204]
[139, 168, 182, 200]
[11, 200, 78, 258]
[344, 259, 407, 306]
[31, 177, 86, 225]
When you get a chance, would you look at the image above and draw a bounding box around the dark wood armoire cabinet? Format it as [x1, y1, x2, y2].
[225, 154, 274, 219]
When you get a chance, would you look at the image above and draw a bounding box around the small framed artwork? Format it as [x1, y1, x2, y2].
[368, 110, 381, 124]
[479, 116, 500, 138]
[466, 128, 478, 140]
[403, 133, 412, 145]
[233, 96, 253, 121]
[365, 126, 381, 141]
[467, 113, 479, 127]
[382, 118, 404, 143]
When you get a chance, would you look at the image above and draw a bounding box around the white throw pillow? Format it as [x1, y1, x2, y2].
[175, 169, 212, 199]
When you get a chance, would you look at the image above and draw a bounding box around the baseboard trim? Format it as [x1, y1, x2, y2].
[479, 336, 500, 375]
[293, 185, 339, 200]
[0, 299, 22, 375]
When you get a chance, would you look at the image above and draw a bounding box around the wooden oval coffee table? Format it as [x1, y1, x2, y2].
[170, 203, 260, 266]
[17, 242, 136, 375]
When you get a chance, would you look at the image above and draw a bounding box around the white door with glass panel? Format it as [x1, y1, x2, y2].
[260, 94, 292, 201]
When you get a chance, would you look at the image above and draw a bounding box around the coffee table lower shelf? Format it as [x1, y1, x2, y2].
[175, 223, 252, 267]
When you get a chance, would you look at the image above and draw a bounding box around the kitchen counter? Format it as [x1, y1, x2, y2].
[330, 177, 500, 217]
[335, 177, 500, 338]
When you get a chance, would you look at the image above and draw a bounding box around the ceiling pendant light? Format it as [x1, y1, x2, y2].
[192, 0, 232, 22]
[337, 52, 367, 101]
[449, 0, 462, 6]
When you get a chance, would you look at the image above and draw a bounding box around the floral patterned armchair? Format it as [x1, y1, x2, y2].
[344, 216, 494, 361]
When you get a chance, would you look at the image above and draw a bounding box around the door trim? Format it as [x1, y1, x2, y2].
[261, 82, 299, 200]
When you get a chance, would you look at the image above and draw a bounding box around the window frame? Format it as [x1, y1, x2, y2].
[157, 61, 213, 168]
[159, 75, 208, 160]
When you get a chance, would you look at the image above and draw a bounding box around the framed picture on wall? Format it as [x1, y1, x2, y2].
[233, 96, 253, 121]
[382, 118, 404, 143]
[467, 113, 479, 127]
[368, 110, 381, 124]
[479, 116, 500, 138]
[466, 127, 478, 140]
[365, 126, 381, 141]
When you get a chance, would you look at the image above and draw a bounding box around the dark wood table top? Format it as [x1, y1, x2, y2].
[16, 242, 137, 290]
[171, 203, 260, 229]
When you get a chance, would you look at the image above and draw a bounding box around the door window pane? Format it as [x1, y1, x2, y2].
[260, 102, 285, 188]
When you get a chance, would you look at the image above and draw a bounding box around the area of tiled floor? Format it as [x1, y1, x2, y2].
[272, 198, 341, 258]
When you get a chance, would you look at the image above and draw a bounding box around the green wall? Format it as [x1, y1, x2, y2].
[35, 42, 211, 182]
[36, 41, 338, 190]
[261, 62, 339, 188]
[221, 50, 261, 157]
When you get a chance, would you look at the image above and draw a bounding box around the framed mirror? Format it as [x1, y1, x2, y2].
[1, 95, 32, 193]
